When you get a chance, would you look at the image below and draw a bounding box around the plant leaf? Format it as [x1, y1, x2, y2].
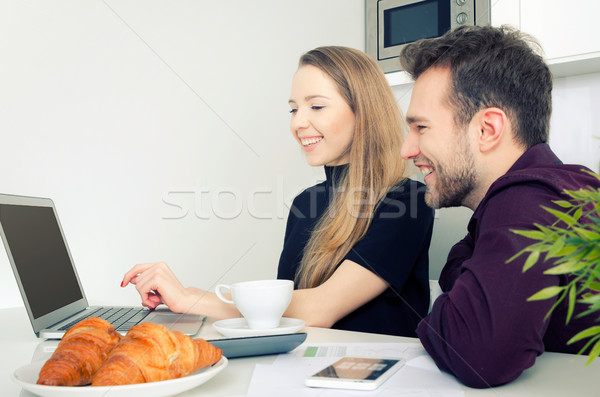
[566, 244, 593, 262]
[510, 229, 547, 241]
[579, 294, 600, 305]
[587, 282, 600, 292]
[544, 260, 589, 275]
[507, 248, 526, 265]
[573, 226, 600, 241]
[575, 335, 600, 365]
[545, 235, 566, 259]
[551, 245, 579, 258]
[586, 339, 600, 366]
[567, 284, 576, 324]
[576, 307, 598, 319]
[584, 246, 600, 261]
[508, 244, 542, 265]
[581, 169, 600, 180]
[573, 207, 583, 222]
[528, 286, 565, 301]
[542, 289, 569, 320]
[523, 250, 541, 272]
[542, 206, 577, 226]
[567, 326, 600, 344]
[553, 200, 573, 208]
[533, 223, 555, 236]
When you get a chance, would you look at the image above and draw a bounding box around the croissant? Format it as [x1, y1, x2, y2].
[91, 322, 222, 386]
[37, 317, 121, 386]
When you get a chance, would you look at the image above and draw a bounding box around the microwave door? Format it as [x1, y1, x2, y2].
[365, 0, 490, 74]
[378, 0, 452, 61]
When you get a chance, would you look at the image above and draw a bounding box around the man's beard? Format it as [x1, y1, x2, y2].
[424, 139, 476, 209]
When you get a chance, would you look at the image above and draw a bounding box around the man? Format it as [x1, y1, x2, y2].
[399, 25, 600, 388]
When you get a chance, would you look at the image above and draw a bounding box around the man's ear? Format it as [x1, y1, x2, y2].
[476, 107, 508, 153]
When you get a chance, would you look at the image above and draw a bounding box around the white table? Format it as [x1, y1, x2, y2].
[1, 306, 597, 396]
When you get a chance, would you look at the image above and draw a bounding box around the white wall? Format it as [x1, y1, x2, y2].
[0, 0, 365, 308]
[551, 72, 600, 174]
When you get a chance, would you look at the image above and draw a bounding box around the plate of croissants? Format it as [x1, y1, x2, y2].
[11, 317, 227, 397]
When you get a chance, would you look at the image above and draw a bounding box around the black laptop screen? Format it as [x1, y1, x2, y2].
[0, 204, 83, 318]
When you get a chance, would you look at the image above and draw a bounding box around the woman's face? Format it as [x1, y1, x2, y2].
[288, 65, 356, 167]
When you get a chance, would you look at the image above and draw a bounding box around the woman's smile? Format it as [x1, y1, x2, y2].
[300, 136, 324, 150]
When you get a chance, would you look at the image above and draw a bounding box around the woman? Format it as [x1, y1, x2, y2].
[121, 46, 434, 337]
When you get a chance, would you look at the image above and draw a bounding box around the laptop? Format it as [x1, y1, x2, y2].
[0, 193, 203, 339]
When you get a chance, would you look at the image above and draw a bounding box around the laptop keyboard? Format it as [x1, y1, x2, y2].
[58, 307, 150, 333]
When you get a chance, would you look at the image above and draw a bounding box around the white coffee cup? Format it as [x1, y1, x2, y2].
[215, 279, 293, 329]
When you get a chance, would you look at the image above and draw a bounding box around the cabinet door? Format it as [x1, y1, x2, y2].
[520, 0, 600, 61]
[491, 0, 600, 77]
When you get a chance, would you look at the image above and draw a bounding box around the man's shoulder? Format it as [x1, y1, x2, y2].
[496, 143, 597, 194]
[503, 162, 596, 186]
[474, 164, 596, 228]
[486, 163, 599, 207]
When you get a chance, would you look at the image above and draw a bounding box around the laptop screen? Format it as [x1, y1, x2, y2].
[0, 203, 83, 318]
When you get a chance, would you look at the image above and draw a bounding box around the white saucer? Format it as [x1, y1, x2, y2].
[213, 317, 305, 337]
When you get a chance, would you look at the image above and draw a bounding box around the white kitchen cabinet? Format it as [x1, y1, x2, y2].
[387, 0, 600, 85]
[491, 0, 600, 77]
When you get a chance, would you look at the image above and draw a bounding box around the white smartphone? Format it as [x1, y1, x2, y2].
[305, 357, 405, 391]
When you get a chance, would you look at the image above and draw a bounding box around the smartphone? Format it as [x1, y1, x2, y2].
[207, 332, 306, 358]
[305, 357, 405, 390]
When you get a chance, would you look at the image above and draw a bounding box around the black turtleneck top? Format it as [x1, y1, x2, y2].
[277, 165, 434, 337]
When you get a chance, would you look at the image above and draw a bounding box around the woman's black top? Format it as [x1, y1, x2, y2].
[277, 164, 434, 337]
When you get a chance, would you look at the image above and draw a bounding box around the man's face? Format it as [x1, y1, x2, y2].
[401, 66, 477, 209]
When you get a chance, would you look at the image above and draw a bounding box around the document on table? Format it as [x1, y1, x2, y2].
[246, 342, 465, 397]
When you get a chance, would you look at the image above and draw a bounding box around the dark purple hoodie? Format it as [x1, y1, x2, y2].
[418, 143, 600, 388]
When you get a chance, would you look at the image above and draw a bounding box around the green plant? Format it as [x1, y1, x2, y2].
[508, 170, 600, 365]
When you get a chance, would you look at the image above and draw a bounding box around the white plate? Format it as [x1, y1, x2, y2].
[11, 356, 227, 397]
[213, 317, 305, 337]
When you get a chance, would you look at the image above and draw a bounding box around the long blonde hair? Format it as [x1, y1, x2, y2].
[295, 46, 407, 289]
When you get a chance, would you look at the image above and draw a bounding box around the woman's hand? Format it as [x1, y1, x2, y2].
[121, 262, 189, 313]
[121, 262, 242, 319]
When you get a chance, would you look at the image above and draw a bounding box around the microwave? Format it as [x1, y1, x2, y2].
[366, 0, 491, 73]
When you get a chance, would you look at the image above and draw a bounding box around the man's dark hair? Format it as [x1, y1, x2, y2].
[399, 25, 552, 148]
